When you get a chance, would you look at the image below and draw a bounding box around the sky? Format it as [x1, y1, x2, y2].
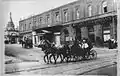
[3, 0, 77, 28]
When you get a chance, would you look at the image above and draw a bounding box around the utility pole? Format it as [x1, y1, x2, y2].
[117, 0, 120, 76]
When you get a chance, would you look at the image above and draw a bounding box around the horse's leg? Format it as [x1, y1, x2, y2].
[49, 54, 52, 63]
[49, 54, 56, 64]
[47, 54, 49, 64]
[44, 54, 48, 64]
[60, 54, 63, 63]
[53, 54, 57, 64]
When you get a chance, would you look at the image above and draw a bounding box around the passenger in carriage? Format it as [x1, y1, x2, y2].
[81, 38, 93, 57]
[86, 38, 93, 51]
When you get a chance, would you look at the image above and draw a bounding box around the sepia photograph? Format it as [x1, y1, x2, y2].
[2, 0, 120, 76]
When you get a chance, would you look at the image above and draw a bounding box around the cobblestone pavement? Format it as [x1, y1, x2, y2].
[5, 44, 117, 75]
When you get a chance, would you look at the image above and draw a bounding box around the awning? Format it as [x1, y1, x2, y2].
[35, 25, 63, 34]
[41, 30, 52, 33]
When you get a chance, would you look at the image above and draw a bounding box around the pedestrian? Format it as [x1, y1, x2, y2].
[30, 38, 33, 48]
[108, 39, 112, 49]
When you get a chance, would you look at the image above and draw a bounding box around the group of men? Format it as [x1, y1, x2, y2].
[108, 38, 117, 49]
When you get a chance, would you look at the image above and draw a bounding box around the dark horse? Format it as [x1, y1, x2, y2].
[21, 40, 26, 48]
[38, 40, 54, 64]
[38, 39, 63, 64]
[21, 39, 33, 49]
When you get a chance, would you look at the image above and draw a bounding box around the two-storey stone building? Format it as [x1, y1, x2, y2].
[19, 0, 117, 47]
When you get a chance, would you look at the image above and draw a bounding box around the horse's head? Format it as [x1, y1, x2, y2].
[38, 44, 47, 51]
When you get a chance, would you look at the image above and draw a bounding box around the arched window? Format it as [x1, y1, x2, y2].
[64, 9, 68, 22]
[46, 14, 50, 23]
[39, 17, 42, 24]
[88, 5, 92, 16]
[76, 8, 80, 19]
[102, 1, 107, 13]
[55, 12, 60, 22]
[24, 24, 26, 31]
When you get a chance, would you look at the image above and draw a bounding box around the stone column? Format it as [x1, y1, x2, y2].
[36, 35, 38, 44]
[32, 31, 36, 47]
[81, 27, 88, 39]
[38, 35, 40, 44]
[17, 38, 19, 44]
[94, 25, 103, 46]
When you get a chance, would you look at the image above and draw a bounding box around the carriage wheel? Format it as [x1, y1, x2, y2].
[72, 55, 77, 62]
[56, 54, 63, 63]
[64, 55, 71, 62]
[49, 54, 57, 64]
[59, 54, 64, 63]
[85, 52, 91, 60]
[78, 56, 83, 61]
[75, 56, 79, 61]
[90, 50, 97, 59]
[44, 55, 49, 64]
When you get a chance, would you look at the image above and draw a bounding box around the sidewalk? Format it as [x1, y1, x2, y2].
[92, 47, 117, 54]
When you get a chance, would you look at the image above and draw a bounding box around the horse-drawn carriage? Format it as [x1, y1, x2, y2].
[38, 39, 97, 64]
[22, 38, 33, 49]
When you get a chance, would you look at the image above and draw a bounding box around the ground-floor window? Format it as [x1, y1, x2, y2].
[103, 30, 110, 42]
[103, 34, 110, 41]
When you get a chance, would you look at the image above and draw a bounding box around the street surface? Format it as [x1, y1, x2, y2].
[5, 44, 117, 75]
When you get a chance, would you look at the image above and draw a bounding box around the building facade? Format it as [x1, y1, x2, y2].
[19, 0, 117, 47]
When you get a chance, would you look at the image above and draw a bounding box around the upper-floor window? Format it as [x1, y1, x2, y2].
[88, 5, 92, 16]
[76, 8, 80, 19]
[24, 24, 26, 31]
[55, 12, 60, 22]
[19, 24, 21, 31]
[102, 1, 107, 13]
[29, 23, 31, 29]
[46, 14, 50, 23]
[34, 17, 36, 26]
[39, 17, 42, 24]
[22, 24, 24, 31]
[34, 21, 36, 26]
[64, 9, 68, 22]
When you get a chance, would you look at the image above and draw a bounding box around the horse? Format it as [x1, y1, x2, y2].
[38, 40, 54, 64]
[38, 39, 61, 64]
[21, 40, 26, 48]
